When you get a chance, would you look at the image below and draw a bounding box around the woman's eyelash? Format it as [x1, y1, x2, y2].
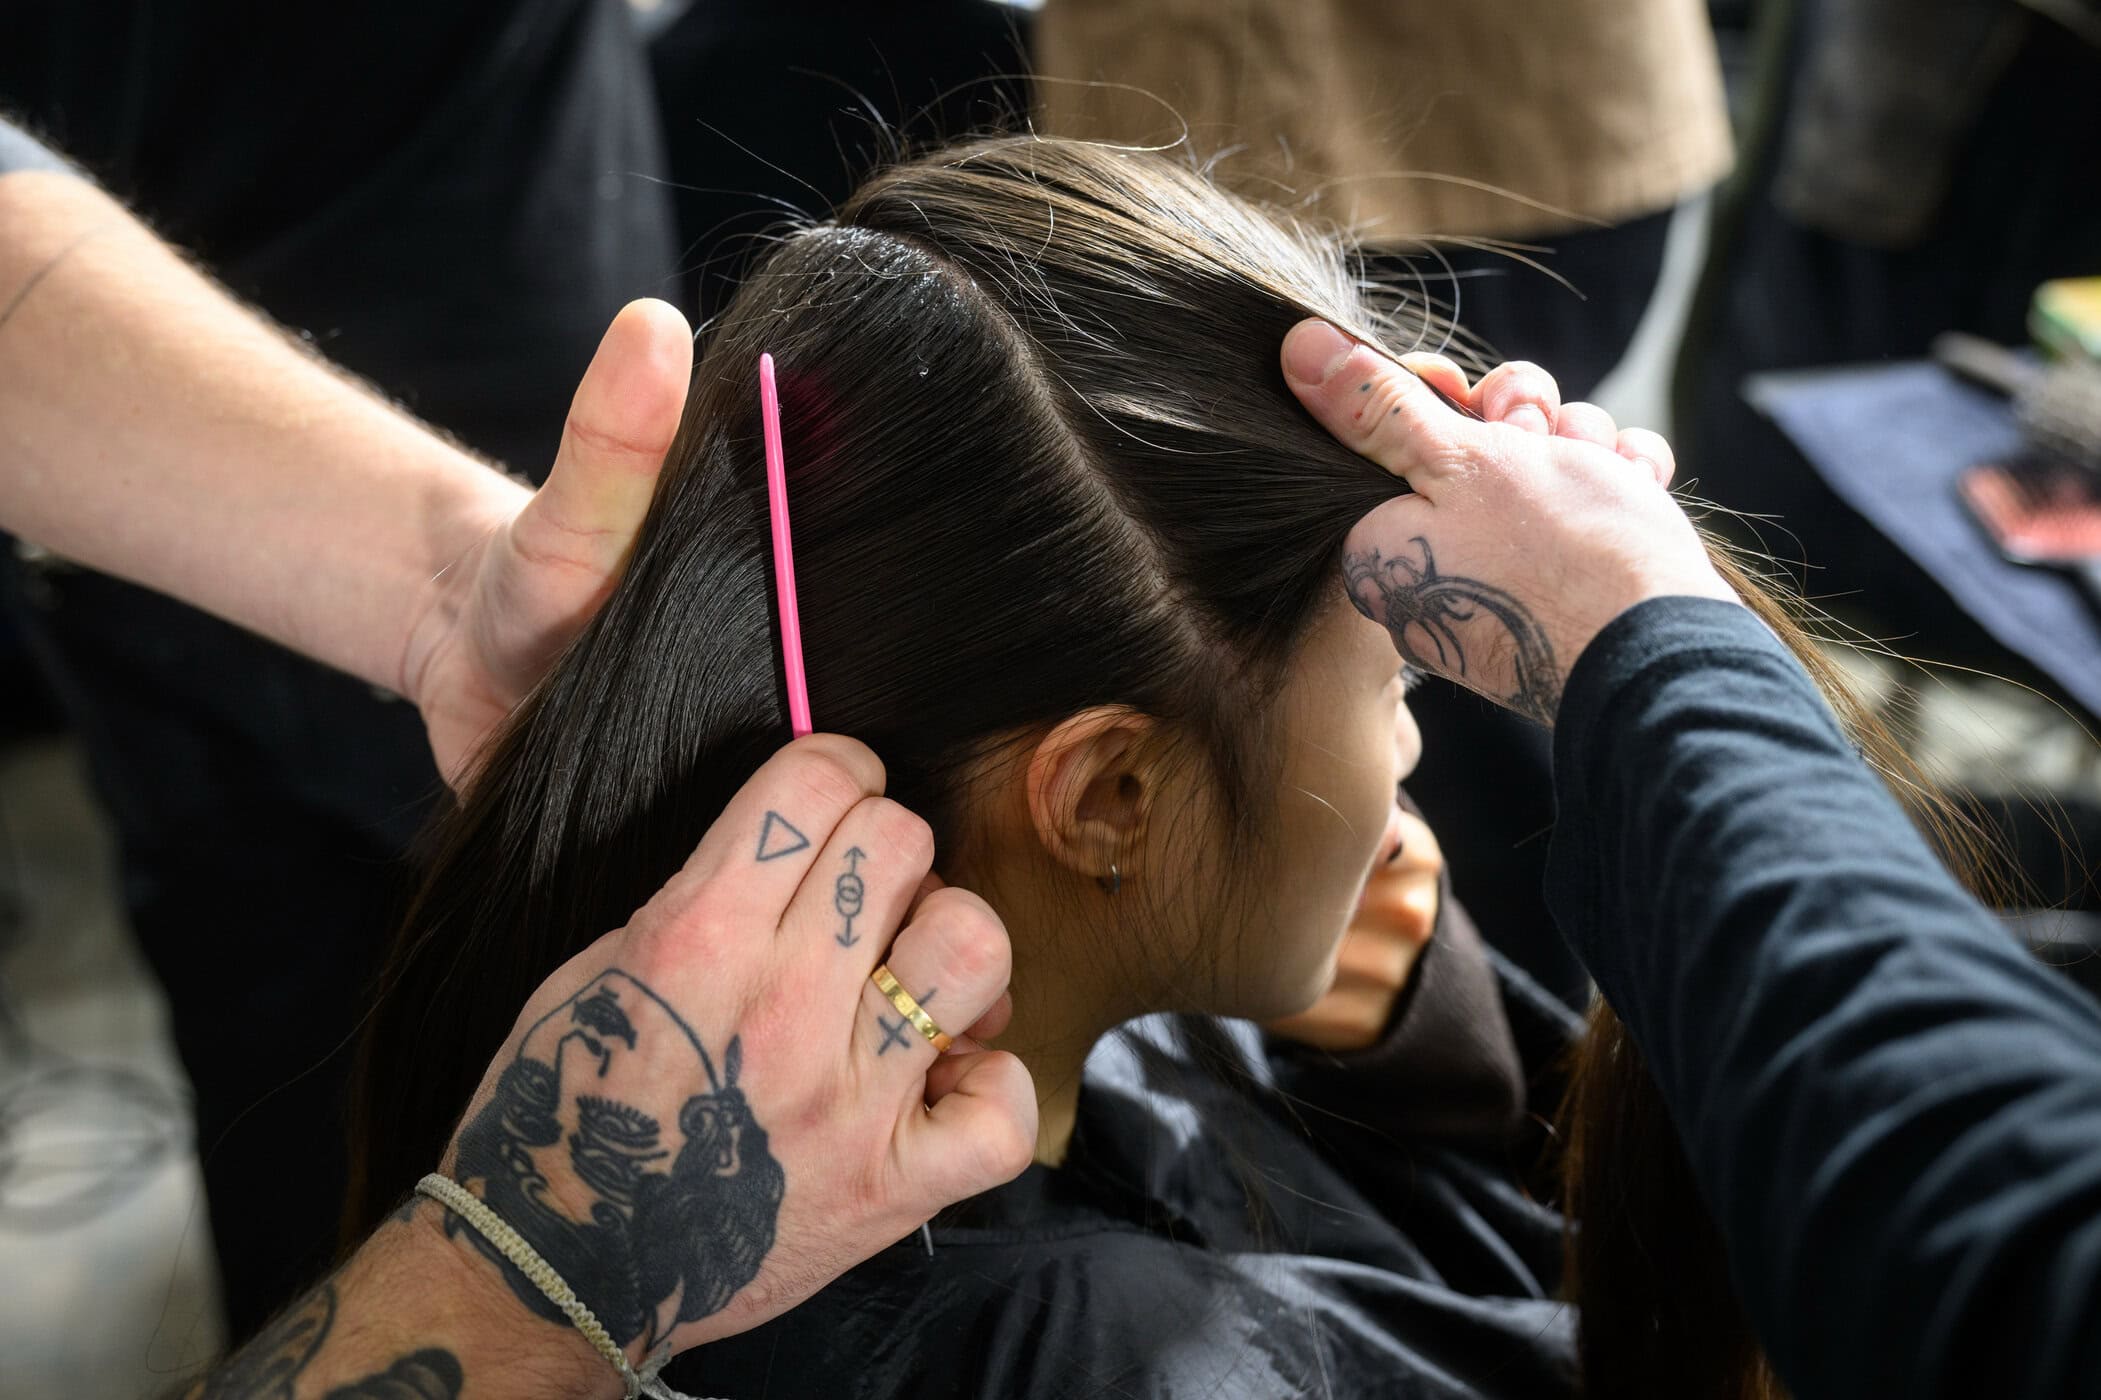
[1398, 665, 1425, 695]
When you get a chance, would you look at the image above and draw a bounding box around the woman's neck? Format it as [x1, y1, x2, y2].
[973, 893, 1140, 1167]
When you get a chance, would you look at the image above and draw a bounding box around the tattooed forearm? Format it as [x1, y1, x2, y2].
[834, 846, 867, 946]
[1343, 538, 1563, 726]
[182, 1282, 463, 1400]
[323, 1351, 462, 1400]
[447, 969, 786, 1358]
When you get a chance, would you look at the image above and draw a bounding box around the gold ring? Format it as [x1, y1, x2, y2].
[870, 964, 953, 1053]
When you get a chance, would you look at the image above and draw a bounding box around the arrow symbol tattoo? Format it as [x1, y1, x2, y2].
[834, 846, 867, 948]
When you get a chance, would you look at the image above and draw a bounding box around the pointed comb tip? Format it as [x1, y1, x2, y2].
[760, 351, 813, 738]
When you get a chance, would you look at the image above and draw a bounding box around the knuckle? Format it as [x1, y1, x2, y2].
[1500, 359, 1555, 390]
[1621, 426, 1673, 460]
[871, 799, 936, 869]
[787, 737, 885, 806]
[917, 890, 1011, 989]
[966, 1103, 1036, 1183]
[632, 894, 723, 962]
[987, 1120, 1036, 1181]
[732, 982, 805, 1050]
[1481, 360, 1558, 412]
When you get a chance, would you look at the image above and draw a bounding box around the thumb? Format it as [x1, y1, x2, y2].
[1281, 319, 1472, 492]
[515, 298, 694, 581]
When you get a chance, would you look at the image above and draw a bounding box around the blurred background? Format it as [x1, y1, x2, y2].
[0, 0, 2095, 1391]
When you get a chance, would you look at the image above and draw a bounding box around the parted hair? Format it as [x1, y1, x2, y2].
[348, 135, 1986, 1400]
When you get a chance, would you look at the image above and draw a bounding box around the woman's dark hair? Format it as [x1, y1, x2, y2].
[347, 132, 1409, 1226]
[346, 135, 1991, 1398]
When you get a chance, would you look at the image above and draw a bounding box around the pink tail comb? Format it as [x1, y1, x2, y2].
[759, 353, 812, 737]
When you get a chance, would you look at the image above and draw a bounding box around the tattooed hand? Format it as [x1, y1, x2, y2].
[437, 734, 1033, 1364]
[185, 736, 1033, 1400]
[399, 299, 693, 789]
[1282, 321, 1737, 725]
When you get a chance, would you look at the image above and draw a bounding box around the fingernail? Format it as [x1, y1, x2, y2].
[1283, 321, 1356, 386]
[1508, 404, 1550, 434]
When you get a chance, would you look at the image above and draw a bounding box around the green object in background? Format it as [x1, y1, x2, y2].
[2031, 276, 2101, 364]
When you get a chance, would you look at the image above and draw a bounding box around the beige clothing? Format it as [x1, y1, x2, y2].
[1036, 0, 1734, 242]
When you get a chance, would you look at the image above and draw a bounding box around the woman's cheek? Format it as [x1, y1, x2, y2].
[1395, 697, 1424, 782]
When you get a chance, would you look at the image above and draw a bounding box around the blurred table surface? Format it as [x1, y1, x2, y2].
[1746, 360, 2101, 724]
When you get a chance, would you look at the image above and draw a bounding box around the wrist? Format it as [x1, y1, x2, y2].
[393, 463, 529, 706]
[381, 1195, 621, 1400]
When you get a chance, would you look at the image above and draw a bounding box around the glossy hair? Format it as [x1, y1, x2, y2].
[348, 135, 1410, 1229]
[346, 135, 1985, 1398]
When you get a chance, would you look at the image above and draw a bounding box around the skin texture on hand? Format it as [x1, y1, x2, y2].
[398, 300, 694, 788]
[1267, 806, 1443, 1053]
[434, 735, 1035, 1362]
[189, 736, 1036, 1399]
[1281, 321, 1738, 725]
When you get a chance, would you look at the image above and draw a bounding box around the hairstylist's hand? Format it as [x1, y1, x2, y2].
[191, 736, 1033, 1400]
[1282, 322, 1736, 725]
[1268, 805, 1443, 1052]
[400, 299, 694, 787]
[419, 735, 1035, 1381]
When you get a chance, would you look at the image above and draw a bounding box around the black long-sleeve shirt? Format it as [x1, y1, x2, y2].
[1547, 597, 2101, 1400]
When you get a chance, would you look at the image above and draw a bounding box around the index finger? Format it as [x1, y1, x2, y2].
[1282, 319, 1473, 489]
[678, 733, 888, 920]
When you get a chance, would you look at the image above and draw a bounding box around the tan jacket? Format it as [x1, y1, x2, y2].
[1036, 0, 1734, 242]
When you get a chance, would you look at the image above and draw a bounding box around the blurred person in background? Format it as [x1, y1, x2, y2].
[1677, 0, 2101, 658]
[1033, 0, 1736, 1000]
[1671, 0, 2101, 919]
[646, 0, 1032, 322]
[0, 1, 675, 1335]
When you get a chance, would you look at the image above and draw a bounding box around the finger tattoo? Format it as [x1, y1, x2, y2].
[834, 847, 866, 948]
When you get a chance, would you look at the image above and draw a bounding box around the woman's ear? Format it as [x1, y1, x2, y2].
[1025, 707, 1158, 884]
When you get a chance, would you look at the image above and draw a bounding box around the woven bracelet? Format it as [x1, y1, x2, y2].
[415, 1172, 724, 1400]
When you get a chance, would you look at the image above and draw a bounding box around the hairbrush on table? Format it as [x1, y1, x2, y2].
[1933, 332, 2101, 475]
[1957, 456, 2101, 613]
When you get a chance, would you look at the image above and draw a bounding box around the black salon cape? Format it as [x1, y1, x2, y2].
[674, 907, 1584, 1399]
